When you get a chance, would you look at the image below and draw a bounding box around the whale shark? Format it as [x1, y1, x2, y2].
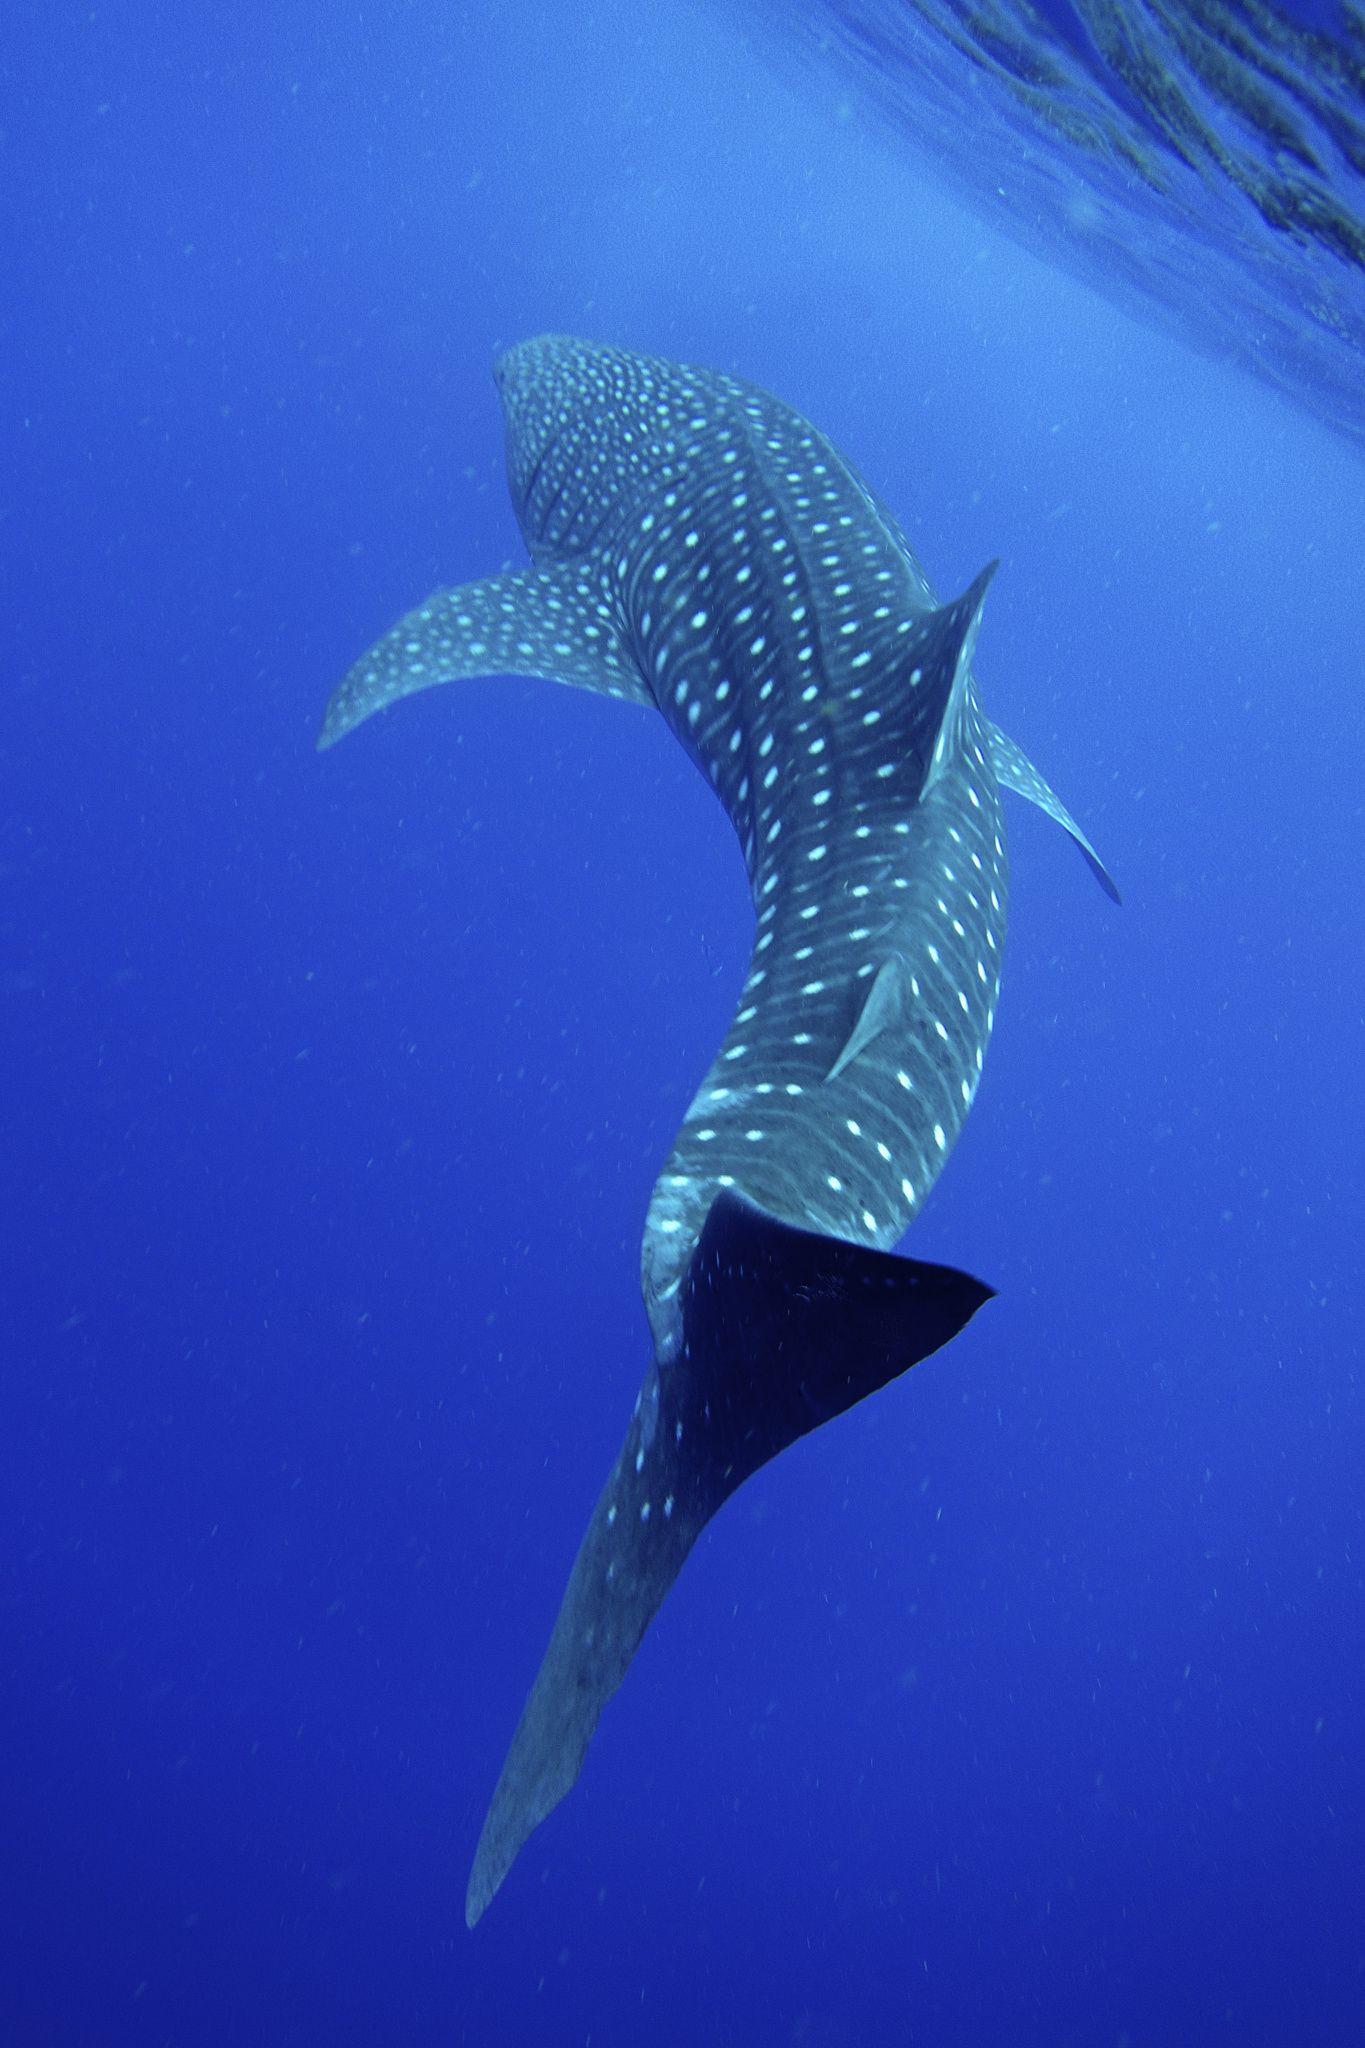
[318, 335, 1117, 1925]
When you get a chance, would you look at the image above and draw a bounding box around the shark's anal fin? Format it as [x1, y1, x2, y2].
[316, 567, 649, 750]
[986, 720, 1121, 903]
[465, 1191, 993, 1926]
[826, 955, 912, 1082]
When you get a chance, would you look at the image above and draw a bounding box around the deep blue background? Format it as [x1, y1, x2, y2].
[4, 4, 1362, 2043]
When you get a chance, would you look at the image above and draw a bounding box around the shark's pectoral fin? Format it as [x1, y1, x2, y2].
[465, 1191, 992, 1926]
[826, 955, 912, 1081]
[316, 567, 649, 750]
[986, 721, 1121, 902]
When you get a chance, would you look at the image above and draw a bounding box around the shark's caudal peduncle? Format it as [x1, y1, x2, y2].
[318, 335, 1117, 1925]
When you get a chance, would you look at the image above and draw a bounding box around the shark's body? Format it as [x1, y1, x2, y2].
[319, 336, 1116, 1925]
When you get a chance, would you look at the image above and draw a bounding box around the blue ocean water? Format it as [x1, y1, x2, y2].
[751, 0, 1365, 453]
[3, 2, 1362, 2043]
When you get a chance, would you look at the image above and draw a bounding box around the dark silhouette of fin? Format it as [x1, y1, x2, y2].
[465, 1191, 993, 1925]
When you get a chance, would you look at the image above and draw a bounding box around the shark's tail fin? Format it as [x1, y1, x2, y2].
[465, 1191, 992, 1925]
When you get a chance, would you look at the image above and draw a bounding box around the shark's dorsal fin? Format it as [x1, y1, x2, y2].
[826, 955, 912, 1082]
[317, 567, 649, 750]
[918, 562, 998, 798]
[986, 721, 1121, 902]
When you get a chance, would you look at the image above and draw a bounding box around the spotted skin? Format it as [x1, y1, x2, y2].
[317, 565, 650, 747]
[985, 717, 1121, 904]
[318, 336, 1115, 1924]
[639, 558, 1006, 1356]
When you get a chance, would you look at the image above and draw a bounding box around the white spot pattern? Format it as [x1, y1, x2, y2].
[331, 336, 1014, 1359]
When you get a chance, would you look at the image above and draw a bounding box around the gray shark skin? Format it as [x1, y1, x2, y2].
[318, 336, 1117, 1926]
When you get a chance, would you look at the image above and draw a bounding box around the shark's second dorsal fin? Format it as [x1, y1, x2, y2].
[317, 566, 649, 750]
[918, 562, 998, 798]
[826, 955, 912, 1082]
[986, 721, 1121, 902]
